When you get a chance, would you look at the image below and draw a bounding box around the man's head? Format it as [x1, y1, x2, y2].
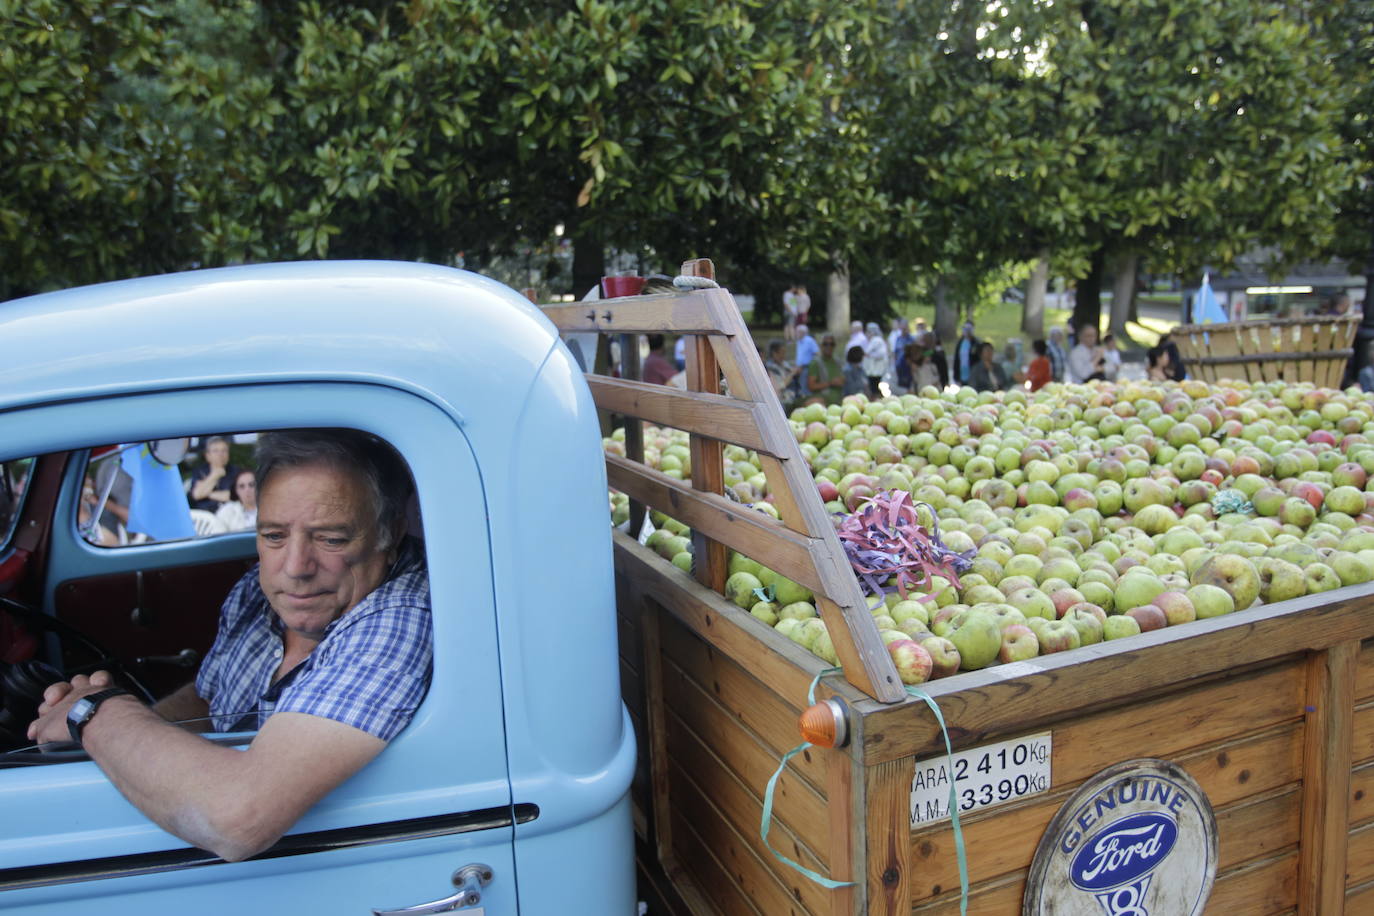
[850, 320, 863, 336]
[1049, 326, 1065, 342]
[205, 436, 231, 469]
[1033, 339, 1048, 357]
[821, 334, 837, 355]
[1079, 324, 1098, 347]
[254, 430, 412, 639]
[796, 323, 810, 339]
[646, 333, 665, 352]
[962, 321, 975, 339]
[767, 339, 786, 360]
[846, 345, 864, 365]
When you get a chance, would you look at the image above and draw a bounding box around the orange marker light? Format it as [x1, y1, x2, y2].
[798, 698, 850, 749]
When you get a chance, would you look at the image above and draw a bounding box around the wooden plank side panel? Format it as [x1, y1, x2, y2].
[1205, 851, 1300, 915]
[864, 758, 912, 916]
[660, 609, 831, 795]
[908, 721, 1304, 904]
[586, 376, 774, 455]
[542, 293, 725, 334]
[1348, 820, 1374, 889]
[861, 589, 1374, 764]
[662, 655, 832, 858]
[666, 754, 825, 916]
[1298, 641, 1358, 914]
[614, 531, 845, 711]
[1351, 760, 1374, 827]
[1352, 701, 1374, 763]
[1354, 639, 1374, 702]
[669, 804, 767, 916]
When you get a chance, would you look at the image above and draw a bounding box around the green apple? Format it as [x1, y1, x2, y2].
[749, 601, 779, 626]
[1186, 583, 1236, 619]
[1103, 615, 1143, 640]
[1190, 555, 1260, 610]
[725, 571, 763, 608]
[946, 610, 1003, 670]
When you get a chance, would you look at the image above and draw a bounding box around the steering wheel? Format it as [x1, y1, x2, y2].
[0, 595, 156, 760]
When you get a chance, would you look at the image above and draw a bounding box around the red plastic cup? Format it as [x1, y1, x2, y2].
[601, 275, 647, 298]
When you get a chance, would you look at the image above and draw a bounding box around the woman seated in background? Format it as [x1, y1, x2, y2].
[215, 468, 258, 531]
[969, 341, 1008, 391]
[1018, 340, 1053, 392]
[1146, 344, 1172, 382]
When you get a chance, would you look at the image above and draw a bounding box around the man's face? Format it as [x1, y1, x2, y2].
[1081, 326, 1098, 347]
[256, 462, 391, 640]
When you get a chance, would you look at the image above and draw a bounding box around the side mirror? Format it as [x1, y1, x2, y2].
[148, 438, 189, 467]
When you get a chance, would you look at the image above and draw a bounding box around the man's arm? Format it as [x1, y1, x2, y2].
[153, 681, 211, 727]
[30, 675, 383, 862]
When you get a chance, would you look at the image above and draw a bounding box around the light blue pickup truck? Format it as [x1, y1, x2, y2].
[0, 262, 636, 915]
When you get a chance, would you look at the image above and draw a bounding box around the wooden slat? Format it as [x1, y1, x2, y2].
[864, 758, 912, 915]
[662, 652, 832, 853]
[1352, 701, 1374, 763]
[640, 599, 676, 869]
[1205, 850, 1300, 914]
[660, 609, 831, 796]
[607, 456, 826, 591]
[586, 376, 776, 455]
[860, 587, 1374, 763]
[669, 805, 767, 915]
[1349, 877, 1374, 913]
[665, 725, 824, 911]
[1348, 820, 1374, 888]
[826, 746, 859, 916]
[908, 722, 1304, 903]
[687, 331, 730, 597]
[543, 294, 727, 334]
[1351, 760, 1374, 826]
[1356, 640, 1374, 701]
[1299, 641, 1358, 914]
[615, 531, 857, 712]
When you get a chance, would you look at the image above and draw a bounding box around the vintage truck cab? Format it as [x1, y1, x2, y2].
[0, 262, 635, 914]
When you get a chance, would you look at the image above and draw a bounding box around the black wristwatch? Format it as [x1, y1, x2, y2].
[66, 688, 131, 745]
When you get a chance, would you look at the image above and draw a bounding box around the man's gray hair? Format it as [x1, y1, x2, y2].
[255, 429, 412, 552]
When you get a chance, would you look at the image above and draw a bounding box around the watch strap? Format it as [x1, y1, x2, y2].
[66, 687, 131, 745]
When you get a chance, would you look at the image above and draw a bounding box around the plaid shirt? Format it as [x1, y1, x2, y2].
[196, 537, 432, 741]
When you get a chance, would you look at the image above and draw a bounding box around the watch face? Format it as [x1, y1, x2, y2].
[70, 698, 95, 722]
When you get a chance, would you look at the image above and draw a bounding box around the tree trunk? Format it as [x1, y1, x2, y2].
[934, 275, 957, 344]
[1073, 248, 1106, 335]
[1022, 254, 1050, 340]
[827, 261, 851, 339]
[571, 224, 605, 299]
[1108, 252, 1138, 339]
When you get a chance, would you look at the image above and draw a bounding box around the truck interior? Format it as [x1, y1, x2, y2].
[0, 430, 421, 765]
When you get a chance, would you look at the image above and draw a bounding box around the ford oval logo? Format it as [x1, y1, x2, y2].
[1070, 812, 1178, 891]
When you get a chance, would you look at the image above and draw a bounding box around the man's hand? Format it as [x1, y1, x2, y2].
[26, 670, 117, 744]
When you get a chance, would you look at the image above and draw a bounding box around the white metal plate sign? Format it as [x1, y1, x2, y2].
[910, 732, 1052, 827]
[1023, 758, 1217, 916]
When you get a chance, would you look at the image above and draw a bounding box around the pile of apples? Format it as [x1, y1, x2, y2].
[610, 377, 1374, 684]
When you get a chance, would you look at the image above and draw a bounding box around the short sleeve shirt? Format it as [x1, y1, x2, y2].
[196, 537, 432, 741]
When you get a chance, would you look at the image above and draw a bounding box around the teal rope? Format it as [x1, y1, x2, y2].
[905, 684, 969, 916]
[757, 668, 970, 915]
[760, 667, 855, 889]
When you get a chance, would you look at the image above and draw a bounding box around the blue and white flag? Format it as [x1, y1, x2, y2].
[1193, 272, 1228, 324]
[120, 444, 195, 541]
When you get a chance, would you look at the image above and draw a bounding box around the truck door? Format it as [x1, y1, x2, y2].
[0, 383, 519, 915]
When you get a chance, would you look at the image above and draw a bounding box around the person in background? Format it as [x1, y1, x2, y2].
[905, 342, 942, 392]
[805, 335, 844, 405]
[763, 339, 800, 408]
[1147, 344, 1172, 381]
[793, 284, 811, 329]
[887, 318, 910, 365]
[781, 285, 799, 341]
[842, 345, 868, 397]
[846, 320, 867, 352]
[673, 336, 686, 371]
[1358, 342, 1374, 392]
[969, 342, 1008, 391]
[1046, 326, 1068, 382]
[1158, 329, 1186, 381]
[641, 334, 676, 385]
[953, 322, 980, 386]
[1101, 333, 1122, 381]
[862, 322, 890, 397]
[1067, 324, 1106, 383]
[920, 331, 950, 389]
[189, 437, 239, 513]
[1019, 339, 1053, 391]
[215, 468, 258, 532]
[998, 339, 1023, 386]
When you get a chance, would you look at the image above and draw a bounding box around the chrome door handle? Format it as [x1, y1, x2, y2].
[372, 863, 493, 915]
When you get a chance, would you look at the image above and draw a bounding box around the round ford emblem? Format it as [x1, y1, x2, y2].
[1023, 759, 1216, 915]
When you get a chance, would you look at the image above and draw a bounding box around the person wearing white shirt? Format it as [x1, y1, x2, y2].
[1067, 324, 1106, 383]
[861, 322, 890, 396]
